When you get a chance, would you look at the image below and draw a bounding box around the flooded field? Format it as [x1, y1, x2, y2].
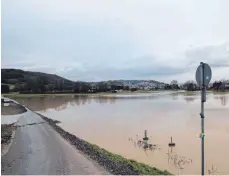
[14, 92, 229, 175]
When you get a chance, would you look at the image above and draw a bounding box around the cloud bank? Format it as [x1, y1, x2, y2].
[2, 0, 229, 83]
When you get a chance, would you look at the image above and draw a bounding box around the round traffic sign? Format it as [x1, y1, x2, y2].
[195, 63, 212, 86]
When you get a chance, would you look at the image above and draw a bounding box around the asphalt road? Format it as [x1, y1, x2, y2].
[1, 109, 109, 175]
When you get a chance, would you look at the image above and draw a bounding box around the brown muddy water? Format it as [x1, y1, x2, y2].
[14, 92, 229, 175]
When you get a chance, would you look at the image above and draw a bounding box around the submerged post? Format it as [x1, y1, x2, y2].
[143, 130, 149, 146]
[195, 62, 212, 175]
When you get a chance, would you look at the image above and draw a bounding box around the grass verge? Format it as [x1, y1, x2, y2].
[91, 144, 171, 175]
[38, 113, 171, 175]
[181, 90, 229, 96]
[182, 91, 199, 95]
[211, 90, 229, 94]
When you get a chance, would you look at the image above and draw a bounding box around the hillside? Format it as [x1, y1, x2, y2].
[2, 69, 74, 85]
[1, 68, 168, 93]
[1, 69, 75, 92]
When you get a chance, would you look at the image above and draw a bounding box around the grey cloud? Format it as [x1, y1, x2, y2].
[2, 0, 229, 82]
[185, 43, 229, 68]
[210, 64, 229, 68]
[58, 59, 186, 81]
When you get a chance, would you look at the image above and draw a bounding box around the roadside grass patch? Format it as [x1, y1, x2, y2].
[91, 144, 171, 175]
[38, 113, 172, 175]
[211, 90, 229, 94]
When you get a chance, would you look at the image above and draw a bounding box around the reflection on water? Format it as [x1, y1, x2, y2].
[184, 97, 196, 103]
[171, 92, 179, 100]
[15, 93, 228, 112]
[208, 164, 219, 175]
[214, 96, 228, 106]
[167, 148, 192, 170]
[14, 92, 229, 175]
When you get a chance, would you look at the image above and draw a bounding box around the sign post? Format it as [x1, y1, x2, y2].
[195, 62, 212, 175]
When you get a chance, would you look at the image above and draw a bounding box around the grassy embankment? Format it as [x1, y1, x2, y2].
[211, 90, 229, 94]
[39, 113, 171, 175]
[90, 144, 171, 175]
[182, 91, 199, 95]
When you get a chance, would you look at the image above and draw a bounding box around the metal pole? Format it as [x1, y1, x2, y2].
[201, 96, 204, 175]
[200, 62, 205, 175]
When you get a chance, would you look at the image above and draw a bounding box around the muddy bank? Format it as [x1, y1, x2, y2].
[1, 100, 27, 115]
[37, 113, 171, 175]
[1, 99, 27, 154]
[1, 123, 16, 145]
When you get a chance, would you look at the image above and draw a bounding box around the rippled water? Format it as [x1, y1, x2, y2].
[14, 92, 229, 175]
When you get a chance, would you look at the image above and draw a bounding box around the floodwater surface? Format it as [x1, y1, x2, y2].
[14, 92, 229, 175]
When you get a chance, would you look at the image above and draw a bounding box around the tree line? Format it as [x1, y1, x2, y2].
[1, 78, 229, 94]
[168, 79, 229, 91]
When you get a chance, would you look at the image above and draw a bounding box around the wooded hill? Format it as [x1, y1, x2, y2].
[1, 69, 75, 93]
[1, 69, 141, 93]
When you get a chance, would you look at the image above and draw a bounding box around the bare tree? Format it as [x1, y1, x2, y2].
[170, 80, 179, 89]
[182, 80, 198, 91]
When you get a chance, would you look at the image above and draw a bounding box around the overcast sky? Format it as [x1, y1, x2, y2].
[2, 0, 229, 83]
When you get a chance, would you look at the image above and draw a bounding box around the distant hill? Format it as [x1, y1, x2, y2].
[1, 69, 75, 91]
[119, 79, 165, 85]
[1, 68, 167, 93]
[120, 80, 161, 84]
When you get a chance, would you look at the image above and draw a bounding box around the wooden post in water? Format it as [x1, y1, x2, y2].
[143, 130, 149, 148]
[168, 137, 175, 147]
